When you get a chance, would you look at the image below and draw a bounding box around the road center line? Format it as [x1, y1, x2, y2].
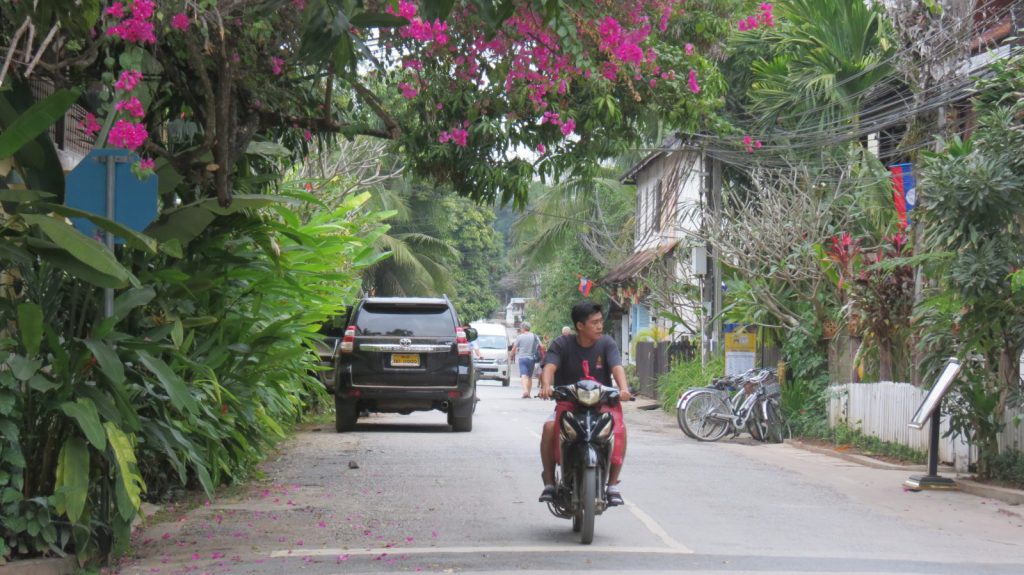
[625, 501, 693, 553]
[269, 545, 692, 558]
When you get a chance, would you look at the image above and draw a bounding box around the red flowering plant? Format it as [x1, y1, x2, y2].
[368, 0, 727, 206]
[3, 0, 731, 208]
[821, 231, 914, 381]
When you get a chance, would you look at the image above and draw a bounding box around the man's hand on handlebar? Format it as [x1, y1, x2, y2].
[539, 383, 554, 400]
[618, 387, 633, 402]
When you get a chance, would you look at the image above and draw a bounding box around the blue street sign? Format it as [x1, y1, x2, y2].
[64, 148, 158, 243]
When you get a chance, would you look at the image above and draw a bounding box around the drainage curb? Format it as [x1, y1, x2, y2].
[788, 439, 940, 472]
[788, 440, 1024, 506]
[956, 479, 1024, 505]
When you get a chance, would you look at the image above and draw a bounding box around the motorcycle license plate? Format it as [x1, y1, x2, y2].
[390, 353, 420, 367]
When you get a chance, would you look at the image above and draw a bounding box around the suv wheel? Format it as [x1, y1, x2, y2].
[448, 411, 471, 429]
[501, 377, 510, 387]
[335, 395, 358, 432]
[448, 406, 473, 432]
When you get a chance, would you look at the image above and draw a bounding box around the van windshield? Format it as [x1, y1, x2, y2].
[476, 335, 507, 349]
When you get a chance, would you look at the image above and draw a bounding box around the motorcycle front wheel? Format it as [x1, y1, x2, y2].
[580, 467, 597, 544]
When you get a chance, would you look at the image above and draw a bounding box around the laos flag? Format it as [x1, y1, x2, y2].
[889, 162, 917, 230]
[578, 277, 593, 297]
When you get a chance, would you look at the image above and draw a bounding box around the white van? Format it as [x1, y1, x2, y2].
[470, 322, 511, 386]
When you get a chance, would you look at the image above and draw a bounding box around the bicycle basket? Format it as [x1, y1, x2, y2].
[763, 382, 781, 398]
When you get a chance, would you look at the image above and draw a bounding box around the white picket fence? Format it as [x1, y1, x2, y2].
[827, 382, 1024, 472]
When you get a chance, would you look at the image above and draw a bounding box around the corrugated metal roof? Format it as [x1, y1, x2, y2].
[619, 132, 693, 183]
[597, 240, 679, 285]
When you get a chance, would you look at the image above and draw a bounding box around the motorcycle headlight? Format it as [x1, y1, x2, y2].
[576, 386, 601, 406]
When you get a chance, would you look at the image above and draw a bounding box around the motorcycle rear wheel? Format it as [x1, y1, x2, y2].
[580, 467, 597, 544]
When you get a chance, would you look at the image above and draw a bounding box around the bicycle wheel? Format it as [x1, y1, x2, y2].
[677, 390, 717, 439]
[763, 399, 785, 444]
[685, 391, 733, 442]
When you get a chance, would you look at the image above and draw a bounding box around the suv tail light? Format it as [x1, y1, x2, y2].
[340, 326, 356, 354]
[456, 327, 470, 356]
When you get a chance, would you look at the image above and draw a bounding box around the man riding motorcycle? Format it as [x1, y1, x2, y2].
[538, 301, 632, 506]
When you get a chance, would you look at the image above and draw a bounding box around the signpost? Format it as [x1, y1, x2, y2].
[904, 358, 962, 491]
[65, 148, 158, 316]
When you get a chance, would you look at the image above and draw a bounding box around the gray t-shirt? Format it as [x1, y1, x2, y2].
[514, 332, 541, 359]
[545, 334, 622, 387]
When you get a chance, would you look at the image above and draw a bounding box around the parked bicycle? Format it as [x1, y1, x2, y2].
[676, 368, 784, 443]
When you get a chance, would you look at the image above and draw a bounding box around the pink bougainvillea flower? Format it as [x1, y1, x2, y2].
[560, 118, 576, 136]
[81, 113, 101, 136]
[115, 69, 143, 92]
[450, 127, 468, 147]
[398, 82, 418, 99]
[303, 129, 312, 142]
[138, 157, 155, 171]
[687, 69, 700, 93]
[399, 2, 418, 19]
[131, 0, 156, 20]
[270, 56, 285, 75]
[317, 521, 326, 528]
[107, 16, 157, 44]
[685, 43, 694, 55]
[115, 96, 145, 118]
[536, 143, 546, 154]
[105, 2, 125, 19]
[171, 13, 190, 31]
[292, 0, 307, 9]
[107, 119, 148, 150]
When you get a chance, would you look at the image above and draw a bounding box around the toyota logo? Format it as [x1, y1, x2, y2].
[399, 338, 412, 347]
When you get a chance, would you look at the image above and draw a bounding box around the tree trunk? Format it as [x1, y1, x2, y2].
[878, 337, 893, 382]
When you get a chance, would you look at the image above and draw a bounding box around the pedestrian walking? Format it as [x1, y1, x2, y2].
[510, 322, 543, 398]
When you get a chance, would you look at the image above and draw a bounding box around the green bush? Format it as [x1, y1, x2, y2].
[988, 449, 1024, 489]
[0, 190, 388, 564]
[780, 319, 831, 437]
[829, 424, 927, 464]
[656, 355, 725, 412]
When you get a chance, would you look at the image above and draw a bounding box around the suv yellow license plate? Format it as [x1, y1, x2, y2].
[390, 353, 420, 367]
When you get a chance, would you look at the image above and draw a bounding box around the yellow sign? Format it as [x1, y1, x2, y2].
[724, 328, 756, 353]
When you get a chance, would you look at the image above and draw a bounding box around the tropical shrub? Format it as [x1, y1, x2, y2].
[656, 355, 725, 412]
[915, 52, 1024, 476]
[0, 184, 387, 563]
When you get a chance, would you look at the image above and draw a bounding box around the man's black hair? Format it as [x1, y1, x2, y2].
[571, 301, 603, 327]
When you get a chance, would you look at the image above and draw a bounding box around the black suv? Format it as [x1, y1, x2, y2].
[333, 296, 477, 432]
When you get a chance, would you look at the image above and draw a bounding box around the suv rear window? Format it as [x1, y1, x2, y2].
[356, 304, 455, 336]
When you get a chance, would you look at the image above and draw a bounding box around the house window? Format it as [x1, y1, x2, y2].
[630, 304, 651, 341]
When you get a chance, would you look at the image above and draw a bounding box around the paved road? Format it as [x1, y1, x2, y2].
[118, 382, 1024, 574]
